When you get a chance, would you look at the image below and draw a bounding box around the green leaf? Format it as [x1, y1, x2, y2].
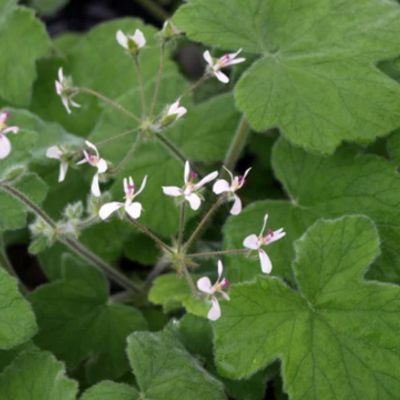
[149, 273, 210, 317]
[215, 216, 400, 400]
[0, 268, 37, 350]
[0, 349, 78, 399]
[224, 138, 400, 283]
[0, 2, 49, 105]
[175, 0, 400, 154]
[81, 381, 139, 400]
[29, 255, 147, 381]
[127, 330, 226, 400]
[29, 0, 68, 16]
[0, 173, 48, 231]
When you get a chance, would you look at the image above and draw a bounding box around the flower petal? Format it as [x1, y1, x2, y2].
[196, 276, 213, 294]
[213, 179, 230, 194]
[0, 112, 9, 125]
[91, 173, 101, 197]
[214, 70, 229, 84]
[207, 297, 221, 321]
[217, 260, 224, 280]
[268, 228, 286, 244]
[184, 160, 190, 184]
[162, 186, 182, 197]
[185, 193, 201, 210]
[59, 161, 69, 183]
[203, 50, 213, 67]
[116, 30, 128, 49]
[136, 175, 147, 196]
[96, 158, 108, 174]
[133, 29, 146, 48]
[46, 146, 62, 160]
[194, 170, 218, 190]
[99, 202, 123, 220]
[259, 249, 272, 274]
[243, 234, 259, 250]
[0, 135, 11, 159]
[230, 194, 242, 215]
[125, 201, 142, 219]
[3, 126, 19, 135]
[260, 213, 269, 236]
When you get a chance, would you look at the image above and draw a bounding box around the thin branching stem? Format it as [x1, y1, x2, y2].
[154, 131, 186, 164]
[150, 43, 166, 117]
[133, 57, 147, 117]
[188, 249, 249, 258]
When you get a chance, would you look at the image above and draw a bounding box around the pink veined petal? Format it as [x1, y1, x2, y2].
[91, 173, 101, 197]
[194, 170, 218, 190]
[76, 157, 88, 166]
[3, 126, 18, 135]
[99, 202, 124, 220]
[203, 50, 214, 67]
[96, 158, 108, 174]
[0, 112, 8, 124]
[207, 297, 221, 321]
[85, 140, 99, 156]
[259, 249, 272, 274]
[185, 193, 201, 210]
[133, 29, 146, 48]
[58, 161, 69, 183]
[217, 260, 224, 280]
[243, 234, 260, 250]
[162, 186, 183, 197]
[184, 160, 190, 184]
[230, 194, 242, 215]
[225, 57, 246, 67]
[176, 106, 187, 119]
[267, 228, 286, 244]
[197, 276, 214, 294]
[212, 179, 230, 195]
[0, 134, 11, 159]
[46, 146, 62, 160]
[168, 100, 180, 115]
[136, 175, 148, 196]
[125, 201, 142, 219]
[116, 30, 128, 49]
[214, 70, 229, 84]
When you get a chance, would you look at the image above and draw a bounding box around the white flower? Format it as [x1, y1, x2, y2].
[116, 29, 146, 53]
[46, 145, 69, 183]
[77, 141, 108, 197]
[0, 112, 19, 160]
[160, 99, 187, 128]
[203, 49, 246, 84]
[213, 167, 251, 215]
[55, 68, 81, 114]
[162, 161, 218, 210]
[161, 20, 181, 40]
[99, 175, 147, 220]
[197, 260, 230, 321]
[243, 214, 286, 274]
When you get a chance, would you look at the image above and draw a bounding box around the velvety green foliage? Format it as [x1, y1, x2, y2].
[0, 268, 37, 350]
[81, 381, 139, 400]
[0, 349, 78, 399]
[0, 0, 49, 105]
[29, 256, 147, 381]
[175, 0, 400, 153]
[215, 216, 400, 399]
[127, 330, 226, 400]
[224, 138, 400, 283]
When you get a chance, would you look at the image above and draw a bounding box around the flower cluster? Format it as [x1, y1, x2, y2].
[0, 112, 19, 160]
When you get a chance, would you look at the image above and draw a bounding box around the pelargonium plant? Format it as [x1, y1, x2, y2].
[0, 1, 400, 399]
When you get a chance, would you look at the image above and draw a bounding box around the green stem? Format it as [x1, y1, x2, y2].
[183, 197, 224, 252]
[178, 202, 186, 250]
[96, 128, 140, 148]
[188, 249, 249, 258]
[154, 131, 186, 164]
[133, 57, 147, 117]
[180, 75, 208, 100]
[0, 183, 139, 293]
[78, 87, 141, 123]
[150, 43, 165, 117]
[135, 0, 169, 22]
[181, 264, 197, 295]
[127, 215, 173, 254]
[223, 115, 251, 171]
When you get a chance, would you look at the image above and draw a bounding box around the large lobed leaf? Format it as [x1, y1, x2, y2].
[175, 0, 400, 153]
[215, 216, 400, 399]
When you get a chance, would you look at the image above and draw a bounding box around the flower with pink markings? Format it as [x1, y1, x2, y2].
[116, 29, 146, 53]
[162, 161, 218, 210]
[46, 145, 69, 183]
[55, 68, 80, 114]
[213, 167, 251, 215]
[160, 99, 187, 128]
[99, 175, 147, 220]
[203, 49, 245, 84]
[0, 112, 19, 160]
[77, 141, 108, 197]
[197, 260, 230, 321]
[243, 214, 286, 274]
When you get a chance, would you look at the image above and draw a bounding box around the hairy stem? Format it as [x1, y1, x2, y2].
[133, 57, 147, 117]
[78, 87, 141, 123]
[181, 264, 197, 295]
[188, 248, 249, 258]
[96, 127, 140, 148]
[154, 131, 186, 164]
[183, 197, 224, 252]
[150, 43, 165, 117]
[180, 75, 208, 100]
[0, 182, 139, 293]
[178, 202, 186, 250]
[135, 0, 169, 22]
[223, 115, 251, 171]
[127, 215, 173, 254]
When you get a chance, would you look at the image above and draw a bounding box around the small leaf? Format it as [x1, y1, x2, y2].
[0, 349, 78, 399]
[215, 216, 400, 399]
[0, 268, 37, 350]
